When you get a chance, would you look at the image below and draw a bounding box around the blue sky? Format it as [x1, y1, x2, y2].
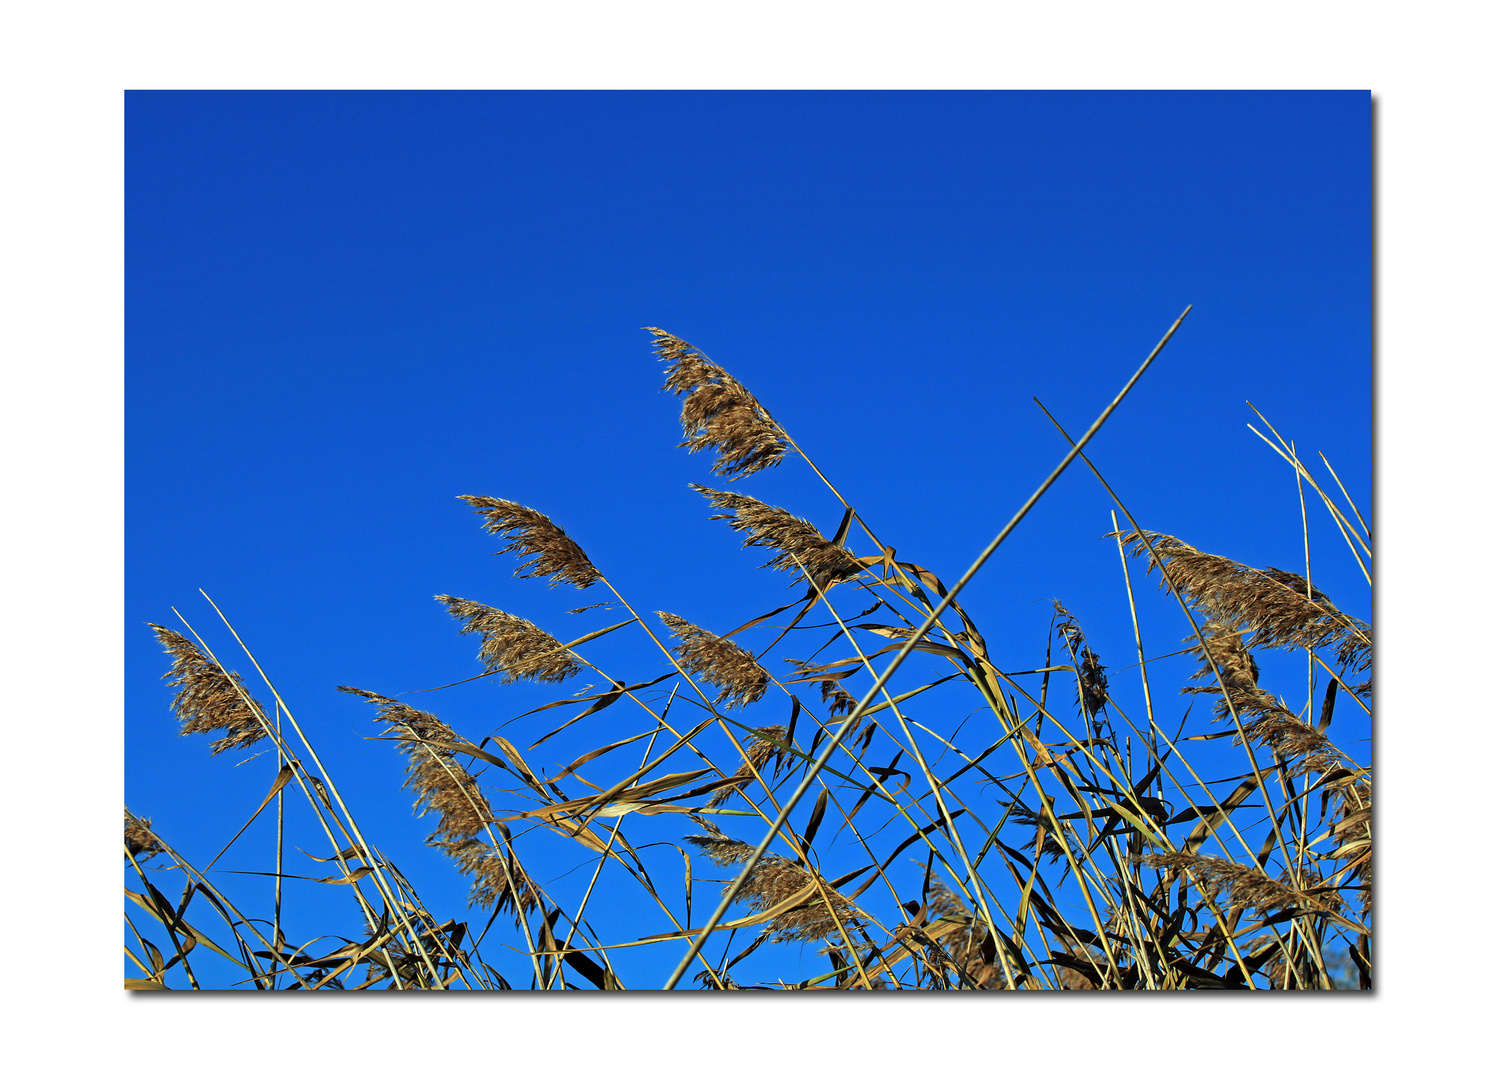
[126, 90, 1369, 988]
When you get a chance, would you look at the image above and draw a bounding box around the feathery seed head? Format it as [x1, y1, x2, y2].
[911, 880, 1008, 988]
[683, 831, 859, 944]
[657, 612, 769, 710]
[341, 687, 493, 843]
[437, 595, 582, 683]
[691, 484, 862, 587]
[1186, 619, 1260, 694]
[459, 495, 600, 589]
[1141, 853, 1345, 917]
[1053, 602, 1109, 718]
[1115, 530, 1370, 671]
[435, 837, 542, 923]
[648, 327, 787, 478]
[124, 809, 165, 860]
[708, 724, 792, 807]
[149, 623, 268, 755]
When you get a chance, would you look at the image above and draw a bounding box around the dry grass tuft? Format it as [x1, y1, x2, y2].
[149, 623, 268, 755]
[437, 595, 582, 683]
[708, 725, 792, 807]
[658, 612, 770, 710]
[691, 484, 862, 587]
[1141, 852, 1345, 917]
[685, 826, 859, 944]
[1053, 602, 1109, 718]
[649, 327, 787, 479]
[341, 687, 493, 842]
[1116, 530, 1370, 671]
[458, 495, 601, 589]
[436, 837, 543, 922]
[124, 809, 165, 859]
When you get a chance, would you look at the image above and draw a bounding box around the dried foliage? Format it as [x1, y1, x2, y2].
[1116, 530, 1370, 672]
[437, 595, 581, 683]
[1053, 602, 1109, 718]
[692, 484, 862, 587]
[686, 826, 859, 944]
[459, 495, 601, 589]
[1141, 853, 1345, 917]
[148, 623, 268, 755]
[437, 837, 543, 922]
[341, 688, 493, 842]
[124, 810, 165, 860]
[133, 324, 1368, 993]
[650, 327, 787, 479]
[658, 612, 770, 709]
[708, 725, 792, 807]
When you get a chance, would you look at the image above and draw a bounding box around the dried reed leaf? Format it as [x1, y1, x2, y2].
[692, 484, 862, 587]
[437, 595, 582, 683]
[149, 623, 268, 755]
[649, 327, 787, 478]
[459, 495, 601, 589]
[658, 611, 769, 709]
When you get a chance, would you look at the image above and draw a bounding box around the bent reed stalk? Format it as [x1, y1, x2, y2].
[131, 313, 1370, 990]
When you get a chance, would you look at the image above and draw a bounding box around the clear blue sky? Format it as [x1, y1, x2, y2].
[126, 90, 1369, 988]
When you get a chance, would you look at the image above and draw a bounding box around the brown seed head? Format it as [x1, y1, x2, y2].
[458, 495, 600, 589]
[149, 624, 268, 755]
[1141, 852, 1345, 917]
[708, 725, 792, 807]
[341, 687, 493, 843]
[898, 880, 1006, 989]
[1182, 621, 1353, 776]
[434, 837, 543, 923]
[1115, 530, 1370, 672]
[1185, 619, 1261, 695]
[691, 485, 862, 587]
[1007, 802, 1074, 862]
[684, 831, 860, 944]
[787, 657, 865, 722]
[437, 595, 582, 683]
[1053, 602, 1109, 718]
[657, 612, 770, 710]
[124, 809, 165, 860]
[648, 327, 787, 479]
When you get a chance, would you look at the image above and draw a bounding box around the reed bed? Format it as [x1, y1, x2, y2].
[128, 317, 1370, 990]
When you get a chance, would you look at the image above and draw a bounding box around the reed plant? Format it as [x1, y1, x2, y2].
[127, 315, 1370, 990]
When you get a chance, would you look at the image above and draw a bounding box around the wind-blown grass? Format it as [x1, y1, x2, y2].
[128, 317, 1370, 990]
